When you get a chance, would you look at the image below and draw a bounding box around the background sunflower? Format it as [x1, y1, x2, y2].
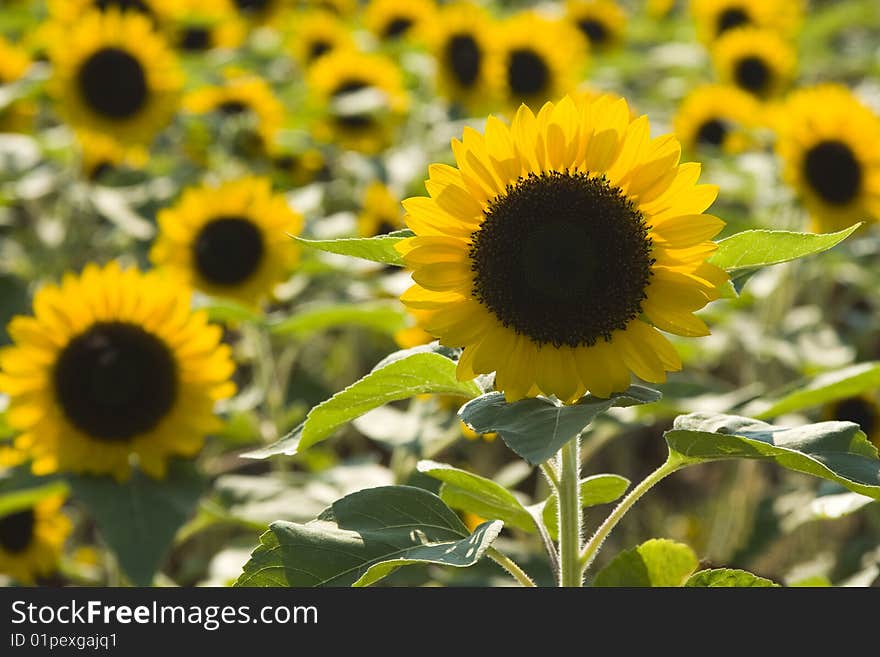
[0, 494, 71, 585]
[711, 26, 796, 99]
[674, 84, 759, 154]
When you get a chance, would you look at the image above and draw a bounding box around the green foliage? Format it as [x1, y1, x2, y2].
[235, 486, 502, 587]
[269, 303, 407, 337]
[542, 474, 630, 539]
[291, 230, 412, 267]
[68, 461, 205, 586]
[593, 539, 699, 587]
[459, 387, 661, 465]
[246, 351, 481, 458]
[665, 413, 880, 499]
[0, 480, 68, 517]
[685, 568, 779, 587]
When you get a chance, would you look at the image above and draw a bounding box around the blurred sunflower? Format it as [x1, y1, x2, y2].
[711, 26, 795, 99]
[47, 0, 174, 25]
[673, 84, 759, 154]
[308, 49, 409, 154]
[76, 131, 148, 181]
[184, 74, 285, 155]
[826, 396, 880, 449]
[273, 147, 327, 186]
[364, 0, 436, 44]
[167, 0, 246, 53]
[358, 182, 404, 237]
[0, 37, 35, 134]
[0, 494, 71, 585]
[48, 10, 183, 146]
[493, 12, 587, 110]
[230, 0, 287, 24]
[307, 0, 356, 16]
[430, 2, 497, 111]
[287, 10, 355, 66]
[566, 0, 627, 52]
[398, 95, 727, 402]
[0, 263, 236, 481]
[690, 0, 802, 43]
[775, 85, 880, 232]
[151, 177, 303, 305]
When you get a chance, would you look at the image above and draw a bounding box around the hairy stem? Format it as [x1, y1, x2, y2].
[557, 437, 583, 587]
[487, 547, 537, 587]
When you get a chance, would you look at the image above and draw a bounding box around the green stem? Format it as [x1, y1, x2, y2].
[487, 547, 537, 587]
[580, 458, 682, 573]
[557, 437, 583, 587]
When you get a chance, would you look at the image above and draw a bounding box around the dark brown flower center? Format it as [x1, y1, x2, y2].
[445, 33, 481, 87]
[507, 48, 549, 97]
[803, 140, 862, 205]
[716, 7, 750, 36]
[577, 19, 609, 46]
[734, 55, 771, 95]
[77, 47, 148, 120]
[696, 118, 729, 146]
[0, 509, 35, 554]
[194, 215, 265, 285]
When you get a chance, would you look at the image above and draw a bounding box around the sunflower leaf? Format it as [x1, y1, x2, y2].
[709, 224, 861, 272]
[459, 386, 661, 465]
[291, 230, 413, 267]
[244, 352, 481, 459]
[592, 539, 698, 587]
[235, 486, 501, 587]
[665, 412, 880, 499]
[541, 474, 631, 539]
[269, 302, 407, 337]
[68, 460, 206, 586]
[685, 568, 779, 587]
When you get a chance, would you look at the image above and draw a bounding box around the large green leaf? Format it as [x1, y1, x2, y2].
[417, 460, 535, 533]
[708, 224, 860, 271]
[68, 461, 205, 586]
[745, 362, 880, 419]
[459, 387, 661, 465]
[235, 486, 502, 587]
[292, 230, 412, 267]
[685, 568, 779, 587]
[592, 539, 698, 587]
[245, 352, 480, 458]
[542, 474, 630, 539]
[665, 413, 880, 499]
[269, 303, 407, 337]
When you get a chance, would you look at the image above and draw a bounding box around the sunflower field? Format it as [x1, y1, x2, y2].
[0, 0, 879, 594]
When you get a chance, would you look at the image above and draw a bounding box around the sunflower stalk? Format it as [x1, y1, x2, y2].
[557, 436, 584, 587]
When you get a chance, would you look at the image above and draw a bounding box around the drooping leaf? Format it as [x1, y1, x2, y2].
[235, 486, 502, 587]
[269, 303, 407, 337]
[542, 474, 631, 539]
[592, 539, 698, 587]
[68, 460, 205, 586]
[744, 362, 880, 419]
[417, 460, 535, 533]
[292, 230, 412, 267]
[665, 413, 880, 499]
[459, 387, 661, 465]
[245, 352, 480, 459]
[685, 568, 779, 587]
[708, 224, 860, 271]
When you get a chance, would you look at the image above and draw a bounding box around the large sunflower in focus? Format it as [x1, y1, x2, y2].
[48, 10, 183, 146]
[493, 12, 587, 110]
[775, 85, 880, 232]
[566, 0, 627, 52]
[364, 0, 436, 44]
[287, 10, 355, 67]
[308, 49, 409, 154]
[0, 494, 71, 585]
[690, 0, 802, 43]
[0, 263, 236, 481]
[674, 84, 759, 154]
[398, 95, 727, 402]
[711, 27, 795, 99]
[430, 2, 497, 111]
[151, 177, 303, 305]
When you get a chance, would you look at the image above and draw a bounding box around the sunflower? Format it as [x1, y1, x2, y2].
[673, 84, 759, 154]
[0, 494, 71, 585]
[287, 10, 355, 67]
[690, 0, 802, 43]
[308, 49, 409, 154]
[167, 0, 246, 53]
[230, 0, 288, 24]
[397, 95, 727, 402]
[364, 0, 436, 44]
[566, 0, 627, 52]
[826, 396, 880, 449]
[151, 178, 303, 305]
[358, 182, 405, 237]
[492, 12, 588, 111]
[48, 10, 183, 146]
[76, 130, 148, 181]
[775, 85, 880, 232]
[184, 74, 285, 155]
[430, 2, 498, 111]
[0, 37, 36, 134]
[47, 0, 175, 25]
[273, 147, 327, 186]
[0, 263, 236, 481]
[711, 27, 795, 99]
[301, 0, 356, 17]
